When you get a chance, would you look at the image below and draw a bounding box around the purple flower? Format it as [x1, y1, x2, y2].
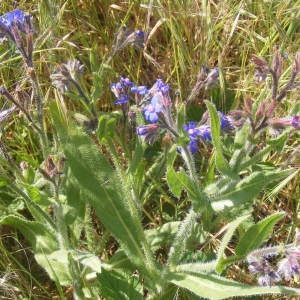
[144, 95, 164, 123]
[183, 122, 200, 138]
[198, 125, 212, 141]
[278, 249, 300, 281]
[136, 123, 160, 144]
[218, 112, 234, 131]
[183, 122, 212, 153]
[1, 9, 26, 28]
[248, 258, 281, 287]
[291, 116, 300, 129]
[183, 122, 212, 141]
[0, 9, 31, 38]
[257, 271, 281, 286]
[133, 30, 146, 48]
[183, 122, 200, 153]
[0, 9, 33, 65]
[135, 30, 144, 38]
[114, 94, 129, 105]
[268, 115, 300, 130]
[111, 77, 133, 106]
[188, 140, 199, 153]
[131, 85, 149, 95]
[120, 77, 133, 87]
[154, 79, 170, 95]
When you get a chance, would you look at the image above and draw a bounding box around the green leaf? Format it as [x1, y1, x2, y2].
[48, 249, 103, 274]
[210, 170, 292, 212]
[51, 103, 151, 271]
[166, 146, 184, 198]
[0, 216, 72, 285]
[168, 272, 300, 299]
[97, 269, 143, 300]
[128, 139, 145, 175]
[267, 133, 287, 152]
[145, 221, 180, 251]
[205, 101, 235, 178]
[110, 222, 180, 271]
[215, 215, 250, 273]
[63, 133, 146, 266]
[97, 114, 119, 143]
[233, 120, 251, 149]
[166, 149, 208, 210]
[236, 212, 285, 256]
[238, 133, 288, 172]
[0, 215, 57, 253]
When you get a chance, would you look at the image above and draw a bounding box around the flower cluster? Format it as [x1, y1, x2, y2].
[112, 27, 146, 55]
[183, 112, 234, 153]
[247, 231, 300, 286]
[135, 79, 173, 142]
[50, 60, 85, 93]
[183, 122, 211, 153]
[248, 257, 281, 286]
[110, 77, 134, 105]
[0, 9, 33, 66]
[110, 76, 236, 153]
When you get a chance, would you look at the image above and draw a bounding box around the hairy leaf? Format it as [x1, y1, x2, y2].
[205, 100, 235, 178]
[215, 215, 250, 273]
[168, 272, 300, 299]
[236, 212, 285, 256]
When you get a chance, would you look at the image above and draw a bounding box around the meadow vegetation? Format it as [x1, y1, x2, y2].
[0, 0, 299, 299]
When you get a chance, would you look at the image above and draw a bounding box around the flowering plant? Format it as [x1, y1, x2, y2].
[0, 7, 299, 300]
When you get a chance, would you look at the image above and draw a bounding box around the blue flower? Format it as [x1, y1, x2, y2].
[120, 77, 133, 87]
[183, 122, 200, 153]
[183, 122, 212, 153]
[111, 77, 133, 105]
[218, 112, 234, 131]
[155, 79, 169, 95]
[144, 95, 163, 123]
[133, 30, 146, 48]
[135, 30, 145, 38]
[291, 116, 300, 129]
[183, 122, 200, 139]
[188, 140, 199, 153]
[131, 85, 149, 95]
[278, 249, 300, 281]
[0, 10, 30, 36]
[136, 123, 159, 144]
[1, 9, 26, 27]
[198, 125, 212, 141]
[114, 94, 129, 105]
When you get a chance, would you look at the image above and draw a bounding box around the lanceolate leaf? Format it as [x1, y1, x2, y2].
[166, 146, 182, 198]
[215, 215, 250, 273]
[237, 133, 288, 172]
[168, 272, 300, 299]
[236, 212, 285, 256]
[63, 132, 146, 268]
[51, 104, 148, 270]
[205, 100, 235, 178]
[52, 106, 151, 276]
[210, 170, 292, 212]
